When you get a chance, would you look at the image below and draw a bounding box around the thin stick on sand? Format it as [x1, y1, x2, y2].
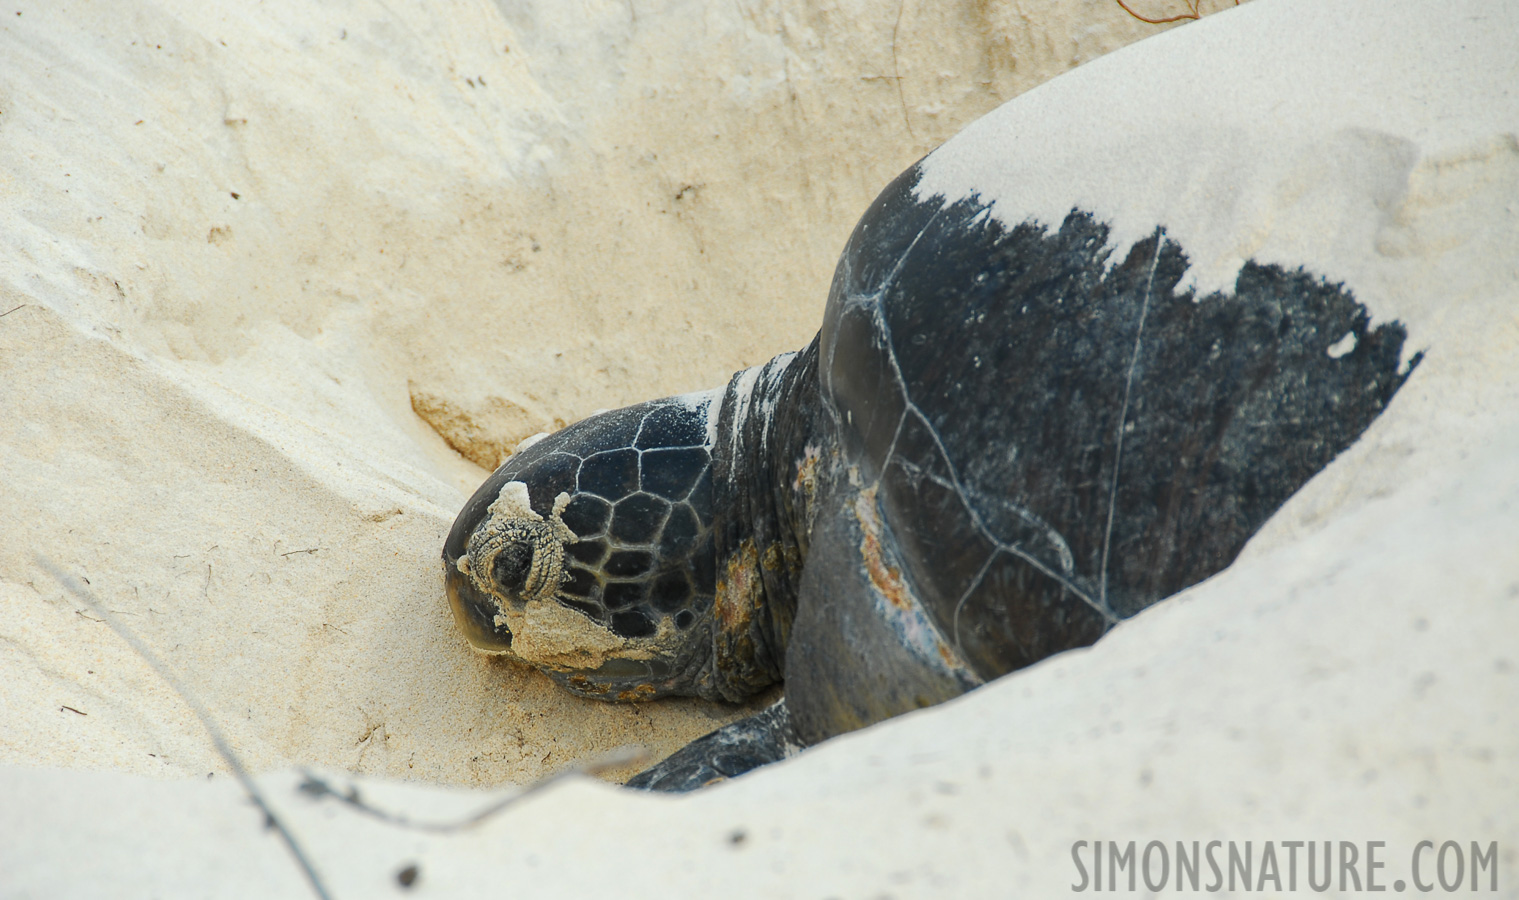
[36, 553, 654, 895]
[36, 554, 335, 900]
[296, 743, 649, 834]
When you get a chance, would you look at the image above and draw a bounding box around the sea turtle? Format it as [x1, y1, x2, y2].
[442, 142, 1418, 794]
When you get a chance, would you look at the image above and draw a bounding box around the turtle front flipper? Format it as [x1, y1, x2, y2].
[780, 482, 990, 745]
[625, 700, 796, 792]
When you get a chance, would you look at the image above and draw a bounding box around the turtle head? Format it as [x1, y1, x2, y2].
[442, 395, 719, 699]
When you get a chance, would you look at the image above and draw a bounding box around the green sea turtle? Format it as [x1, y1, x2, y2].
[442, 136, 1419, 794]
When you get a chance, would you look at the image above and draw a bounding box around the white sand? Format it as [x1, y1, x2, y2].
[0, 0, 1175, 787]
[3, 0, 1517, 896]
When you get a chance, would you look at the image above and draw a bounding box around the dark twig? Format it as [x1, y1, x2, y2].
[0, 304, 26, 318]
[297, 744, 649, 834]
[1115, 0, 1238, 25]
[35, 554, 333, 900]
[890, 0, 915, 140]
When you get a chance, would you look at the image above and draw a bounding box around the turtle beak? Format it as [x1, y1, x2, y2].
[443, 552, 514, 653]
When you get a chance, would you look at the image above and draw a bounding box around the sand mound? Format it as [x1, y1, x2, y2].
[3, 0, 1515, 896]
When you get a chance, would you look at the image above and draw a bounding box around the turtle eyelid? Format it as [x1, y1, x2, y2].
[491, 541, 535, 594]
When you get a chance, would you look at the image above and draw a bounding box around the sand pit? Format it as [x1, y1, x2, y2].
[1, 0, 1515, 896]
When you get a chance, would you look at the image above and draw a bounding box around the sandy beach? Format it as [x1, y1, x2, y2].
[1, 0, 1515, 895]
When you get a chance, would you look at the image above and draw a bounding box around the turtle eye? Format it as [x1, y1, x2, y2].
[492, 541, 535, 595]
